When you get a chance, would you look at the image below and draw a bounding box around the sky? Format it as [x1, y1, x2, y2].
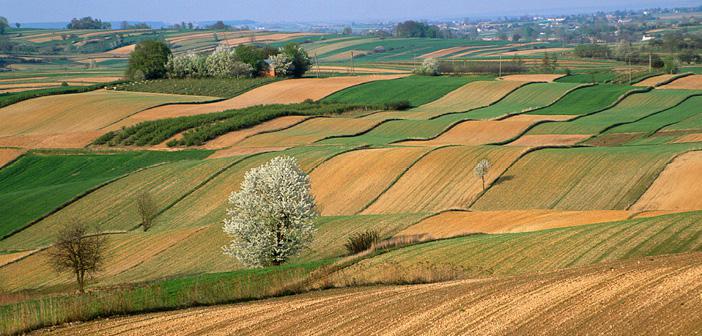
[3, 0, 699, 23]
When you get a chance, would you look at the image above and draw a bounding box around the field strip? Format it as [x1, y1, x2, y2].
[0, 148, 26, 168]
[633, 74, 678, 87]
[106, 75, 406, 129]
[499, 74, 565, 82]
[310, 147, 432, 215]
[0, 162, 169, 242]
[0, 249, 42, 267]
[397, 115, 575, 147]
[397, 209, 636, 239]
[657, 74, 702, 90]
[362, 145, 530, 214]
[630, 150, 702, 212]
[41, 252, 702, 335]
[200, 116, 315, 150]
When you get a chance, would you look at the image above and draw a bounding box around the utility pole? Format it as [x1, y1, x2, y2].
[350, 51, 355, 75]
[649, 53, 652, 73]
[499, 54, 502, 77]
[315, 52, 320, 78]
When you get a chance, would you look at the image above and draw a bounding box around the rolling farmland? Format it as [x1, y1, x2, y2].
[3, 18, 702, 333]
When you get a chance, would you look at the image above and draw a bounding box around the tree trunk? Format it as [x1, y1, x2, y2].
[481, 176, 486, 191]
[76, 270, 85, 294]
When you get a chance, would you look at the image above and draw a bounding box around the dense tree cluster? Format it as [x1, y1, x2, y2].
[67, 17, 111, 30]
[126, 40, 172, 80]
[165, 43, 310, 79]
[395, 20, 447, 38]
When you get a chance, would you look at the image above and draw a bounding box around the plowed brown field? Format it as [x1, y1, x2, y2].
[398, 209, 634, 238]
[658, 74, 702, 90]
[398, 114, 574, 146]
[37, 252, 702, 336]
[310, 147, 431, 215]
[673, 133, 702, 143]
[631, 151, 702, 211]
[108, 75, 404, 129]
[634, 74, 677, 87]
[0, 148, 24, 168]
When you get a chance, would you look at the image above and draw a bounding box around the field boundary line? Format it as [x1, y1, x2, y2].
[355, 145, 454, 214]
[315, 74, 411, 101]
[466, 145, 588, 209]
[626, 149, 702, 211]
[306, 145, 371, 175]
[581, 92, 702, 145]
[215, 116, 321, 149]
[0, 162, 169, 241]
[653, 72, 694, 87]
[0, 151, 26, 170]
[496, 82, 594, 119]
[311, 117, 404, 144]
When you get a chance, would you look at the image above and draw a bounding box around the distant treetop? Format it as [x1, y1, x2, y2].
[67, 17, 111, 30]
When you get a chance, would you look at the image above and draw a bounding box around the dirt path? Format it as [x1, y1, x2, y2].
[37, 252, 702, 335]
[631, 151, 702, 211]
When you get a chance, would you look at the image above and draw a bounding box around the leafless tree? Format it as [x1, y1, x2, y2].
[47, 220, 106, 293]
[136, 192, 158, 231]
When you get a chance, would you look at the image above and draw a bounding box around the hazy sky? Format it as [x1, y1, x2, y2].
[3, 0, 699, 23]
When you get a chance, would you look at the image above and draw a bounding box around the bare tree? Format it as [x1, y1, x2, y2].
[474, 159, 491, 191]
[136, 192, 158, 231]
[48, 220, 106, 293]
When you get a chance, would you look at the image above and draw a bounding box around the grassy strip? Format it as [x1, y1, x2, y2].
[0, 82, 125, 109]
[0, 150, 212, 239]
[323, 75, 492, 107]
[94, 102, 380, 147]
[114, 78, 278, 98]
[0, 259, 332, 335]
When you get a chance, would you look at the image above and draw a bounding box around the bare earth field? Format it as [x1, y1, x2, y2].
[0, 148, 25, 168]
[36, 252, 702, 336]
[108, 75, 405, 128]
[634, 74, 677, 87]
[658, 74, 702, 90]
[397, 209, 635, 238]
[631, 151, 702, 211]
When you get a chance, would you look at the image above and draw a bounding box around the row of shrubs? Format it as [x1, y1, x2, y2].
[93, 101, 380, 147]
[115, 77, 276, 98]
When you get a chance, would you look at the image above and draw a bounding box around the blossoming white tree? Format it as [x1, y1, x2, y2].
[414, 57, 440, 76]
[474, 158, 491, 191]
[223, 156, 318, 267]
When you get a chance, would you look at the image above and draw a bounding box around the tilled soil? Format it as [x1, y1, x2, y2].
[36, 252, 702, 335]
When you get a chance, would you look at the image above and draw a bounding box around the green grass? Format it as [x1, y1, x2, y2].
[0, 150, 211, 239]
[323, 75, 491, 107]
[529, 89, 695, 135]
[598, 95, 702, 135]
[115, 77, 278, 98]
[461, 82, 581, 119]
[0, 259, 331, 335]
[527, 84, 635, 115]
[338, 210, 702, 282]
[661, 98, 702, 132]
[94, 102, 375, 147]
[472, 144, 702, 210]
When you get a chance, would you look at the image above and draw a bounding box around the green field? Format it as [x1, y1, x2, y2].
[0, 150, 211, 239]
[318, 38, 506, 62]
[323, 75, 489, 106]
[333, 210, 702, 281]
[527, 84, 636, 115]
[115, 78, 278, 98]
[529, 89, 695, 135]
[588, 95, 702, 145]
[472, 144, 701, 210]
[321, 82, 579, 146]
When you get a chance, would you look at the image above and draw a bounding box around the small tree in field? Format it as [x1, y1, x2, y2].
[474, 159, 491, 191]
[126, 40, 171, 80]
[136, 191, 158, 231]
[48, 220, 106, 293]
[414, 58, 440, 76]
[223, 156, 318, 267]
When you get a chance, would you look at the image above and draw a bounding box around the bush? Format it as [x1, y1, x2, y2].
[414, 58, 440, 76]
[126, 40, 171, 80]
[383, 100, 411, 110]
[279, 43, 312, 78]
[344, 230, 380, 255]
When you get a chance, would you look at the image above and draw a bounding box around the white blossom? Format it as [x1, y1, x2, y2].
[223, 156, 318, 267]
[414, 58, 440, 76]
